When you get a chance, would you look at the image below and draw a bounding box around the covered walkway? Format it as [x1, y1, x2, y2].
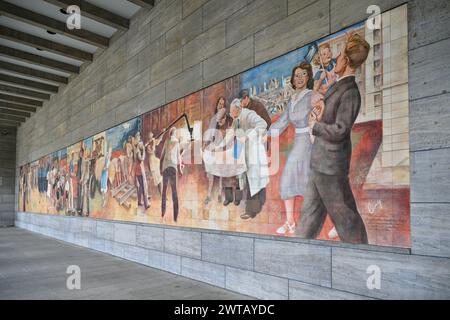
[0, 228, 251, 300]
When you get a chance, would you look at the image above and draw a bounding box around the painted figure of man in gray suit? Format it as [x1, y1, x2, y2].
[296, 34, 371, 244]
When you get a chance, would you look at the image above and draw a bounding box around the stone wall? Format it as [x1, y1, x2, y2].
[14, 0, 450, 299]
[0, 125, 15, 227]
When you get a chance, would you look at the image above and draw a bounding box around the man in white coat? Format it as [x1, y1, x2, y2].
[229, 98, 269, 220]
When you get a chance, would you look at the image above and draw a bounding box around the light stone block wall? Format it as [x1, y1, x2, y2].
[12, 0, 450, 299]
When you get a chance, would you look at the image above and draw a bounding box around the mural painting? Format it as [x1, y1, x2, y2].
[18, 6, 410, 247]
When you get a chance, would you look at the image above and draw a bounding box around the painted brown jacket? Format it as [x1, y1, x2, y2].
[246, 99, 271, 129]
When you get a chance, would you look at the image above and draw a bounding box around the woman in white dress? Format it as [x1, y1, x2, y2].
[203, 96, 227, 205]
[269, 62, 322, 234]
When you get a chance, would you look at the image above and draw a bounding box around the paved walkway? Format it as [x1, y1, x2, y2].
[0, 227, 252, 300]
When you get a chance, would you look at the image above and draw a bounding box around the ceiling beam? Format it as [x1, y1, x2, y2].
[0, 122, 18, 129]
[0, 1, 109, 49]
[0, 114, 25, 123]
[0, 74, 58, 93]
[0, 61, 68, 84]
[127, 0, 155, 10]
[0, 119, 20, 127]
[0, 93, 43, 107]
[0, 26, 93, 62]
[0, 107, 30, 118]
[0, 101, 36, 113]
[43, 0, 129, 31]
[0, 45, 79, 74]
[0, 84, 50, 101]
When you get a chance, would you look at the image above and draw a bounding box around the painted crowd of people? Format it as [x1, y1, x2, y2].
[201, 34, 371, 244]
[19, 33, 372, 245]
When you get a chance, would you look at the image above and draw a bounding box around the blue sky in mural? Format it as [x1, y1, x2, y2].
[240, 21, 365, 94]
[240, 48, 307, 93]
[106, 117, 141, 152]
[83, 136, 93, 150]
[59, 148, 67, 160]
[51, 150, 59, 161]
